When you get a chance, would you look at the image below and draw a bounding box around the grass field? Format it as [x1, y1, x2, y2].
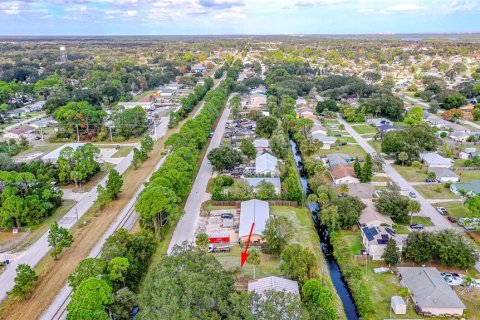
[458, 170, 480, 182]
[369, 140, 382, 153]
[371, 175, 391, 183]
[111, 146, 133, 158]
[392, 164, 428, 182]
[319, 144, 366, 158]
[351, 124, 377, 135]
[430, 201, 470, 220]
[415, 184, 460, 199]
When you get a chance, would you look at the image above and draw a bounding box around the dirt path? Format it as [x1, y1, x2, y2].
[0, 114, 189, 320]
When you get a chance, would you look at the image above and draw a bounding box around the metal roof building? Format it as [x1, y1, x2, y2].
[255, 153, 278, 176]
[239, 199, 269, 242]
[397, 267, 465, 316]
[248, 276, 299, 297]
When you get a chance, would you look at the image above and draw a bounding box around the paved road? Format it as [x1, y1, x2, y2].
[167, 96, 233, 253]
[0, 117, 170, 302]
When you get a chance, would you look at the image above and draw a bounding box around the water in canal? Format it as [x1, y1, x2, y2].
[289, 139, 359, 320]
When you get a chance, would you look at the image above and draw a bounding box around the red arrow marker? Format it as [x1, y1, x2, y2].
[240, 222, 255, 267]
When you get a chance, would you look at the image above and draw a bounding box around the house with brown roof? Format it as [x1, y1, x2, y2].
[4, 125, 36, 140]
[328, 165, 359, 184]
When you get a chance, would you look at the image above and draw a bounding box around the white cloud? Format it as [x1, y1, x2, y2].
[294, 0, 347, 6]
[0, 1, 21, 15]
[214, 7, 246, 19]
[447, 0, 478, 11]
[380, 3, 428, 14]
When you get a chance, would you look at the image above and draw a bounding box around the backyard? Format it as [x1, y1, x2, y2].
[319, 143, 367, 159]
[392, 164, 428, 182]
[351, 124, 377, 135]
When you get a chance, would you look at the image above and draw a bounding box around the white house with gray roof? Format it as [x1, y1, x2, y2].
[239, 199, 269, 243]
[397, 267, 465, 316]
[420, 152, 453, 168]
[248, 276, 299, 297]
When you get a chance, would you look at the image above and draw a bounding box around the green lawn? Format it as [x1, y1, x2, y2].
[132, 89, 156, 102]
[371, 175, 391, 183]
[352, 125, 377, 135]
[337, 136, 356, 143]
[391, 164, 428, 182]
[369, 140, 382, 153]
[415, 184, 460, 199]
[111, 146, 133, 158]
[458, 170, 480, 182]
[431, 201, 470, 220]
[338, 230, 363, 256]
[319, 144, 366, 158]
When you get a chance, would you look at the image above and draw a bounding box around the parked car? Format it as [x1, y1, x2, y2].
[425, 178, 438, 183]
[436, 207, 448, 215]
[409, 224, 424, 230]
[408, 191, 416, 198]
[447, 216, 457, 223]
[208, 132, 214, 138]
[130, 306, 140, 320]
[339, 142, 347, 146]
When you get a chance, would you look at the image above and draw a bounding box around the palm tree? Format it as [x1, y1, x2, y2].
[407, 200, 421, 225]
[247, 248, 261, 280]
[398, 152, 409, 166]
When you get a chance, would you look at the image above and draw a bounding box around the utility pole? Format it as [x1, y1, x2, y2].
[76, 124, 80, 142]
[153, 119, 158, 141]
[109, 126, 113, 142]
[74, 199, 79, 221]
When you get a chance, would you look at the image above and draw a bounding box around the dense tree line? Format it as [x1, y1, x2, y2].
[57, 143, 101, 186]
[404, 230, 478, 269]
[0, 170, 62, 228]
[168, 77, 214, 127]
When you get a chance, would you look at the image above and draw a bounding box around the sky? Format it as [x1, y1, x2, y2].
[0, 0, 479, 35]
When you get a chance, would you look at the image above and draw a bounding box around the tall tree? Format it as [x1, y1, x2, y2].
[7, 264, 38, 300]
[48, 221, 74, 260]
[264, 216, 293, 256]
[407, 200, 421, 225]
[382, 238, 400, 267]
[105, 169, 123, 200]
[247, 248, 261, 279]
[135, 186, 180, 239]
[66, 278, 113, 320]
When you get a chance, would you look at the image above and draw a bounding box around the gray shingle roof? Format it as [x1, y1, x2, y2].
[255, 153, 278, 174]
[397, 267, 465, 310]
[248, 276, 299, 297]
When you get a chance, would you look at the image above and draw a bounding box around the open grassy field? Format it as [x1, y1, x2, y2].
[351, 124, 377, 135]
[319, 144, 367, 158]
[368, 140, 382, 153]
[392, 164, 428, 182]
[430, 201, 470, 220]
[415, 184, 460, 199]
[457, 170, 480, 182]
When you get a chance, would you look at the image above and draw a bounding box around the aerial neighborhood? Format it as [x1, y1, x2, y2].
[0, 34, 480, 320]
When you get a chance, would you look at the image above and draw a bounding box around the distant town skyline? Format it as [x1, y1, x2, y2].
[0, 0, 479, 35]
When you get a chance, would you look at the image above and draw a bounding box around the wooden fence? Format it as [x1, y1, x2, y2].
[453, 167, 480, 171]
[211, 200, 298, 207]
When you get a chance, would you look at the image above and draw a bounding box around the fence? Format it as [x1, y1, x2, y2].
[453, 167, 480, 171]
[211, 200, 298, 207]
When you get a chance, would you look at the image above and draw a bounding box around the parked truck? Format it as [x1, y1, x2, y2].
[208, 244, 231, 253]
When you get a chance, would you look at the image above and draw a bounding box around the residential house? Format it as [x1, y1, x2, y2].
[326, 153, 352, 168]
[250, 85, 267, 96]
[248, 276, 299, 297]
[428, 167, 459, 183]
[192, 63, 206, 74]
[250, 93, 267, 107]
[239, 199, 269, 243]
[361, 226, 405, 260]
[311, 132, 336, 149]
[450, 180, 480, 196]
[310, 121, 327, 135]
[458, 151, 470, 160]
[449, 131, 471, 142]
[244, 177, 281, 195]
[419, 152, 453, 168]
[296, 107, 316, 119]
[255, 153, 278, 176]
[359, 200, 394, 227]
[397, 267, 465, 316]
[328, 165, 359, 184]
[377, 124, 405, 133]
[253, 139, 270, 154]
[3, 125, 36, 140]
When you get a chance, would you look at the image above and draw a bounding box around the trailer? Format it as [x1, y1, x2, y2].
[208, 244, 231, 253]
[209, 232, 230, 244]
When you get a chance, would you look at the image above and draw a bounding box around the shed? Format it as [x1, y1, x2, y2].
[391, 296, 407, 315]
